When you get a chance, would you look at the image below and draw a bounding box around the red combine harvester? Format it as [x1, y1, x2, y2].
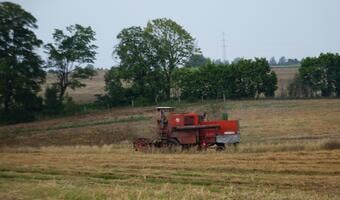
[133, 107, 240, 151]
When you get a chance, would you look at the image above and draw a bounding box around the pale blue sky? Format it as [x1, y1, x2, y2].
[9, 0, 340, 67]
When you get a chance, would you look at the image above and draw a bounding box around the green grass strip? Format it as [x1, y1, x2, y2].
[11, 115, 150, 135]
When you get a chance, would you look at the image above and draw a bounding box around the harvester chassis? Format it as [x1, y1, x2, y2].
[133, 107, 240, 152]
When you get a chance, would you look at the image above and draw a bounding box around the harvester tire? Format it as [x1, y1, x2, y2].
[133, 138, 151, 152]
[216, 143, 226, 151]
[167, 138, 181, 152]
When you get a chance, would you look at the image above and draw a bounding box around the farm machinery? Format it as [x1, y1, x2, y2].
[133, 107, 240, 151]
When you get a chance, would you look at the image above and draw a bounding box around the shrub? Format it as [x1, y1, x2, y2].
[63, 95, 79, 114]
[134, 96, 152, 107]
[0, 109, 36, 124]
[44, 85, 62, 115]
[0, 92, 43, 124]
[288, 75, 311, 98]
[321, 140, 340, 150]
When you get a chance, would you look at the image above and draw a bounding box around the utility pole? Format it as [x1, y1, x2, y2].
[222, 32, 226, 63]
[222, 32, 227, 102]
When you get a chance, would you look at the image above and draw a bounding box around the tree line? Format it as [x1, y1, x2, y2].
[94, 18, 278, 107]
[174, 58, 277, 100]
[98, 56, 278, 107]
[288, 53, 340, 97]
[1, 2, 339, 124]
[269, 56, 300, 66]
[0, 2, 97, 123]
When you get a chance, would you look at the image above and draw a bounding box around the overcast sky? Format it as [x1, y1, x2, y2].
[9, 0, 340, 68]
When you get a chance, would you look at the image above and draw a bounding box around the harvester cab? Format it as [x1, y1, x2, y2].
[156, 106, 174, 129]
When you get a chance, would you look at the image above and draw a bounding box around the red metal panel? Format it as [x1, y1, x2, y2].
[201, 120, 239, 135]
[168, 113, 199, 128]
[174, 124, 219, 131]
[171, 130, 198, 144]
[199, 128, 218, 145]
[167, 112, 239, 145]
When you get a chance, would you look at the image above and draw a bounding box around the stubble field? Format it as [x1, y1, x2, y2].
[1, 99, 340, 199]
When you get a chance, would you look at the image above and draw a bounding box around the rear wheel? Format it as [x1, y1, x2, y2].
[181, 144, 191, 151]
[167, 138, 181, 152]
[216, 143, 225, 151]
[133, 138, 151, 152]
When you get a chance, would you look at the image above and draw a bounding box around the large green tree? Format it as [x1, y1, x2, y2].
[146, 18, 197, 98]
[99, 67, 128, 107]
[0, 2, 45, 121]
[317, 53, 340, 96]
[113, 18, 197, 102]
[185, 54, 211, 68]
[299, 53, 340, 97]
[252, 58, 277, 98]
[114, 26, 161, 101]
[45, 24, 97, 103]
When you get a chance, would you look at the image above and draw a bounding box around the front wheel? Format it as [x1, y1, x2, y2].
[166, 138, 181, 152]
[216, 143, 225, 151]
[133, 138, 151, 152]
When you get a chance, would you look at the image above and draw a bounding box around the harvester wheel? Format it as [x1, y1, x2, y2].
[181, 144, 191, 151]
[216, 143, 226, 151]
[167, 138, 181, 152]
[133, 138, 152, 152]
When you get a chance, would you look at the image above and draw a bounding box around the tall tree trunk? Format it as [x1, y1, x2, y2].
[4, 78, 12, 113]
[58, 85, 67, 103]
[155, 94, 159, 105]
[166, 75, 171, 99]
[4, 95, 10, 113]
[166, 64, 174, 99]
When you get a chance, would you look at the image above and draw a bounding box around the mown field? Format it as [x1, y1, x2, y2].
[1, 99, 340, 199]
[42, 70, 107, 104]
[272, 67, 298, 97]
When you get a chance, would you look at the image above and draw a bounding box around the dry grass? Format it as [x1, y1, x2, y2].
[321, 140, 340, 150]
[272, 67, 298, 97]
[42, 70, 107, 104]
[1, 99, 340, 199]
[0, 145, 339, 199]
